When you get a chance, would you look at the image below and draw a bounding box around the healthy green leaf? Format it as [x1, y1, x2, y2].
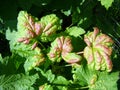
[89, 71, 119, 90]
[61, 9, 71, 16]
[73, 65, 119, 90]
[0, 74, 39, 90]
[65, 26, 85, 37]
[72, 65, 96, 87]
[35, 68, 55, 83]
[99, 0, 114, 9]
[52, 76, 69, 90]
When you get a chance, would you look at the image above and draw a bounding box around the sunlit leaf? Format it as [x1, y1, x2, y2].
[84, 27, 114, 72]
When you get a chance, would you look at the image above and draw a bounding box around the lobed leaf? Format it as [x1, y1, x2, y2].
[72, 65, 119, 90]
[84, 27, 114, 72]
[40, 14, 62, 42]
[0, 74, 39, 90]
[48, 36, 73, 62]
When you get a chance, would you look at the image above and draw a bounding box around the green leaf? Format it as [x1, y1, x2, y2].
[99, 0, 114, 9]
[90, 72, 119, 90]
[73, 65, 96, 87]
[61, 9, 71, 16]
[6, 28, 42, 57]
[35, 68, 55, 83]
[42, 70, 55, 83]
[73, 65, 119, 90]
[0, 54, 26, 75]
[0, 54, 2, 60]
[65, 26, 85, 37]
[0, 74, 39, 90]
[52, 76, 69, 90]
[24, 53, 45, 72]
[39, 84, 53, 90]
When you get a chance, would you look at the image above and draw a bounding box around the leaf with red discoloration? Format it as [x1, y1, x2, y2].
[83, 27, 114, 72]
[48, 36, 73, 62]
[48, 36, 81, 63]
[17, 11, 43, 49]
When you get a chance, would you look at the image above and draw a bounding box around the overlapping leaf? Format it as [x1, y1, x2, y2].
[48, 36, 81, 63]
[72, 65, 119, 90]
[17, 11, 43, 49]
[17, 11, 62, 49]
[84, 27, 114, 72]
[24, 52, 45, 72]
[40, 14, 62, 42]
[48, 36, 73, 62]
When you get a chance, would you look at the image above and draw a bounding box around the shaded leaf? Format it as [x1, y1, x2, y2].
[66, 26, 85, 37]
[0, 74, 39, 90]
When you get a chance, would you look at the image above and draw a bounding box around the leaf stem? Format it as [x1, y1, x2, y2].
[76, 51, 84, 55]
[37, 41, 46, 49]
[78, 86, 89, 89]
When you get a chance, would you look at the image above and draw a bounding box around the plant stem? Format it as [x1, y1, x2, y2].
[76, 51, 84, 55]
[37, 41, 46, 49]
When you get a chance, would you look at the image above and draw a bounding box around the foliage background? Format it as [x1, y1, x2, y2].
[0, 0, 120, 90]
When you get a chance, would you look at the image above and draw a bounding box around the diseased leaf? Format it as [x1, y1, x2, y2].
[39, 84, 53, 90]
[48, 36, 73, 62]
[84, 27, 114, 72]
[17, 11, 43, 49]
[6, 28, 44, 57]
[62, 53, 82, 64]
[24, 53, 45, 72]
[40, 14, 62, 42]
[66, 26, 85, 37]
